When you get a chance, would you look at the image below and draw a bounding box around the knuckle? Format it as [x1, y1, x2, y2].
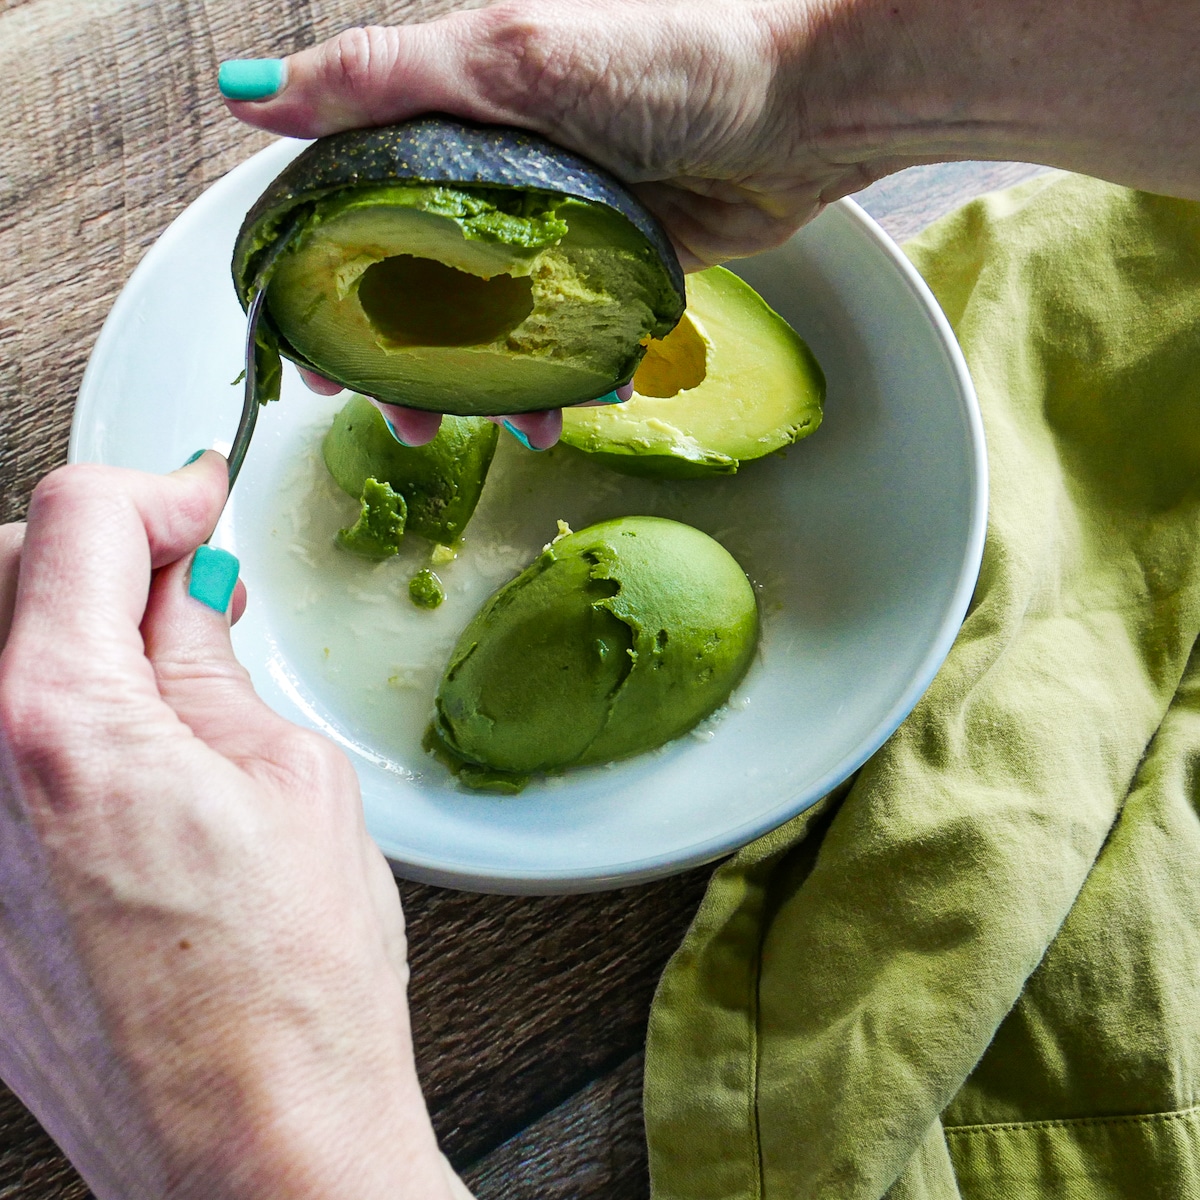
[0, 671, 79, 791]
[469, 2, 575, 109]
[30, 463, 115, 522]
[274, 728, 356, 799]
[325, 25, 401, 92]
[165, 478, 219, 545]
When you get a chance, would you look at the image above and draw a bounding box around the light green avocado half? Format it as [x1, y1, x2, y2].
[323, 394, 498, 545]
[427, 516, 759, 790]
[559, 266, 825, 478]
[266, 184, 681, 415]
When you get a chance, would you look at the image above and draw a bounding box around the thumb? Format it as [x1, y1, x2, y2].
[221, 19, 522, 140]
[141, 548, 290, 764]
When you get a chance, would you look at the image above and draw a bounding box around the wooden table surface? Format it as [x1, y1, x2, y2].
[0, 0, 1047, 1193]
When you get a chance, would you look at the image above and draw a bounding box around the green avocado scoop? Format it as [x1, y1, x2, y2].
[427, 516, 759, 789]
[335, 476, 407, 559]
[323, 394, 498, 545]
[232, 116, 685, 414]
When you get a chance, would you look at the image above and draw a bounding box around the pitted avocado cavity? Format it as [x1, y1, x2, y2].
[358, 256, 534, 348]
[632, 313, 707, 397]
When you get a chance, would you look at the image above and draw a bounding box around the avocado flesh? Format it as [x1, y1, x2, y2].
[559, 267, 825, 477]
[266, 185, 678, 415]
[409, 568, 446, 609]
[336, 477, 407, 559]
[428, 516, 759, 784]
[323, 394, 498, 545]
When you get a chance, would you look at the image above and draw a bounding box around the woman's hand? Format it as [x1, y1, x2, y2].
[224, 0, 837, 268]
[222, 0, 1196, 258]
[223, 0, 850, 450]
[294, 366, 632, 452]
[223, 0, 1200, 448]
[0, 455, 467, 1199]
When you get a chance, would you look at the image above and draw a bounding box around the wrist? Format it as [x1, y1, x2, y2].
[153, 1049, 451, 1200]
[91, 953, 451, 1200]
[765, 0, 1200, 199]
[763, 0, 1022, 173]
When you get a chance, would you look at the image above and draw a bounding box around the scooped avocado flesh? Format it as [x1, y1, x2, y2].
[429, 517, 759, 783]
[265, 184, 681, 414]
[323, 394, 498, 545]
[409, 568, 446, 609]
[560, 266, 825, 477]
[336, 477, 407, 559]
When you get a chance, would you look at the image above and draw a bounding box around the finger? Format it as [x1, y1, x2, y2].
[230, 579, 248, 626]
[298, 367, 345, 397]
[0, 524, 25, 652]
[3, 457, 228, 685]
[142, 550, 293, 763]
[488, 409, 563, 452]
[371, 401, 442, 448]
[221, 20, 501, 139]
[575, 382, 635, 408]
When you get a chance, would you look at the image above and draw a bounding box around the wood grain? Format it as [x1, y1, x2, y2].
[0, 0, 1051, 1193]
[401, 869, 712, 1167]
[462, 1054, 648, 1199]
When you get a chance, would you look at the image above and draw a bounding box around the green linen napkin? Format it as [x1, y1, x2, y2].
[644, 172, 1200, 1200]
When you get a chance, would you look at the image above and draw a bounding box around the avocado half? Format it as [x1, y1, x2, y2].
[232, 116, 686, 414]
[428, 516, 759, 789]
[323, 394, 497, 545]
[559, 267, 825, 477]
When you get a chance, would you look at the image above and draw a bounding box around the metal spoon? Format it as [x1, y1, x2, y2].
[226, 285, 267, 493]
[223, 210, 306, 499]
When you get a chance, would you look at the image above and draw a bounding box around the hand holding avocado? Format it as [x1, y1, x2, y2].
[231, 117, 684, 446]
[221, 0, 1200, 274]
[220, 0, 1200, 447]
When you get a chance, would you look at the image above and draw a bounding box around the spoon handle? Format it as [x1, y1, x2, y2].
[228, 286, 266, 491]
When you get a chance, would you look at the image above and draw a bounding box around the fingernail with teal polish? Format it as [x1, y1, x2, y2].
[181, 449, 206, 467]
[189, 546, 240, 614]
[218, 58, 287, 102]
[384, 418, 411, 447]
[596, 390, 624, 405]
[502, 420, 542, 451]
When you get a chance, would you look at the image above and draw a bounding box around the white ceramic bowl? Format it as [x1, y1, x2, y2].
[72, 138, 985, 894]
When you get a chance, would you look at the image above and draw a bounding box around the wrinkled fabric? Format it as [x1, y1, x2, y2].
[644, 173, 1200, 1200]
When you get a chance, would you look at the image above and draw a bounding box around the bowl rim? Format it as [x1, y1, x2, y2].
[71, 139, 986, 894]
[379, 196, 987, 894]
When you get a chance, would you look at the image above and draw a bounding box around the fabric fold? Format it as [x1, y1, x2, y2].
[645, 174, 1200, 1199]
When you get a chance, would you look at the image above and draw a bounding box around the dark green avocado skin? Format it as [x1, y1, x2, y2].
[232, 114, 685, 311]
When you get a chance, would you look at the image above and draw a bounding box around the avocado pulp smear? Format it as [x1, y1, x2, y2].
[233, 118, 686, 415]
[428, 516, 759, 791]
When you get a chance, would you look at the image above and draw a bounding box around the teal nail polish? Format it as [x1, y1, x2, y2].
[595, 390, 624, 405]
[218, 58, 287, 102]
[181, 449, 206, 467]
[502, 420, 543, 452]
[384, 418, 411, 447]
[189, 546, 240, 614]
